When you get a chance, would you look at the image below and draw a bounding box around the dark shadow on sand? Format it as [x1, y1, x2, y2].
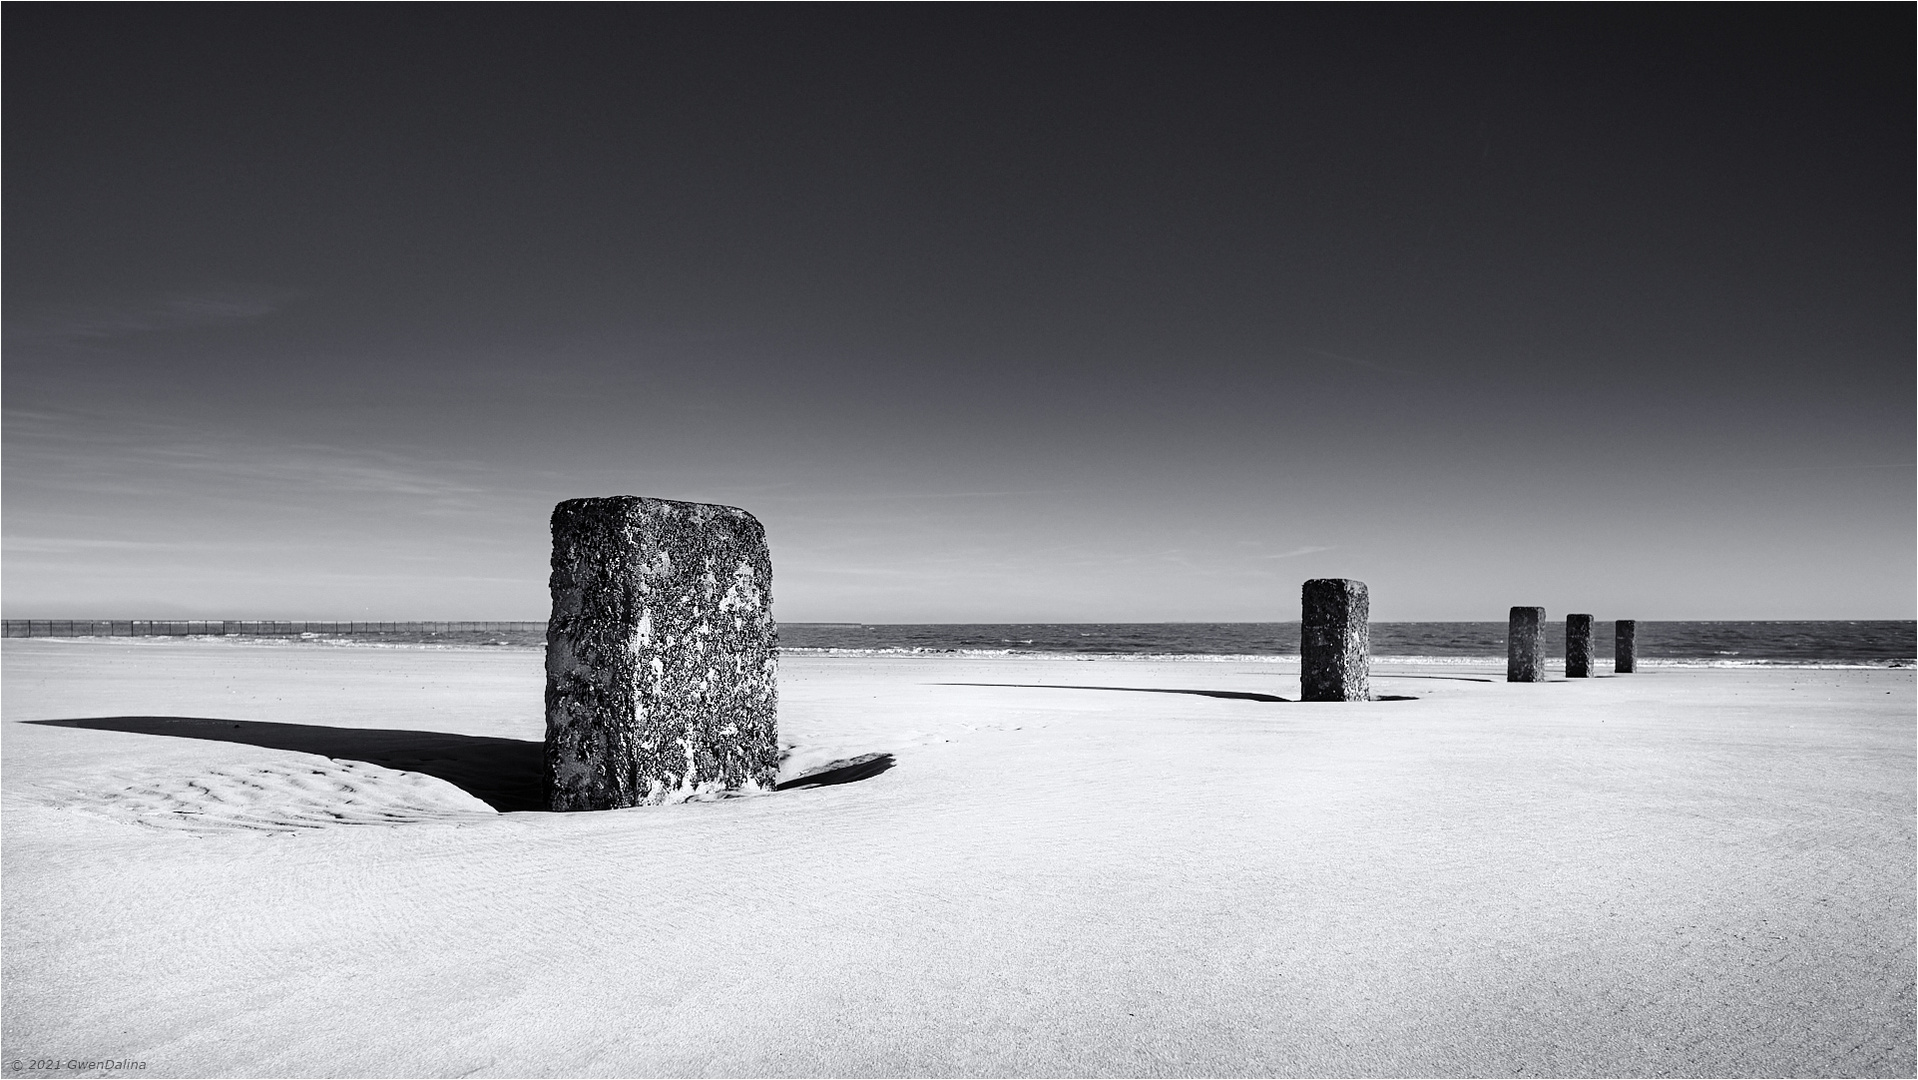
[29, 717, 897, 810]
[937, 683, 1423, 703]
[775, 752, 896, 789]
[28, 716, 546, 812]
[937, 683, 1291, 703]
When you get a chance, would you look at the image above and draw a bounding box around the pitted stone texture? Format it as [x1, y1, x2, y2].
[1615, 619, 1637, 674]
[1508, 607, 1546, 683]
[545, 496, 777, 811]
[1566, 614, 1594, 678]
[1301, 578, 1370, 702]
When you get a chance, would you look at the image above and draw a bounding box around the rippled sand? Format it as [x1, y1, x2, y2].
[3, 640, 1911, 1077]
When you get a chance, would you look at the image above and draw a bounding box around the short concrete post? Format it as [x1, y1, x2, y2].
[1301, 578, 1370, 701]
[545, 496, 779, 811]
[1615, 619, 1637, 674]
[1508, 607, 1546, 682]
[1566, 614, 1594, 678]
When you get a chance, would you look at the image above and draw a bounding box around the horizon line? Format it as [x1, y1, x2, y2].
[5, 617, 1914, 626]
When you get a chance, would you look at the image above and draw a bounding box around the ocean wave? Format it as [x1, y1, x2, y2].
[1636, 657, 1913, 669]
[5, 634, 540, 651]
[12, 629, 1910, 668]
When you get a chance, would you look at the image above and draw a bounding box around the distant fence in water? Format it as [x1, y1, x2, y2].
[1, 620, 547, 638]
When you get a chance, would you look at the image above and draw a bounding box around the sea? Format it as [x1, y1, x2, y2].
[23, 620, 1910, 667]
[778, 621, 1916, 667]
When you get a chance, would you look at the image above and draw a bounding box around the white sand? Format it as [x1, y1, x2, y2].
[2, 640, 1911, 1078]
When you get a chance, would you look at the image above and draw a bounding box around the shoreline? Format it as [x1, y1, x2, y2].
[4, 635, 1911, 669]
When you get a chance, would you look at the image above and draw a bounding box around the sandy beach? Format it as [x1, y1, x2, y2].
[2, 639, 1911, 1078]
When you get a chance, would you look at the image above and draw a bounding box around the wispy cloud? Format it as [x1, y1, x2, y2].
[791, 566, 917, 577]
[2, 537, 209, 553]
[11, 285, 299, 343]
[135, 442, 489, 501]
[5, 408, 492, 511]
[1256, 545, 1335, 560]
[767, 489, 1055, 504]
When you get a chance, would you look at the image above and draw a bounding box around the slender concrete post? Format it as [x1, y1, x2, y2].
[1615, 619, 1637, 674]
[1566, 614, 1594, 678]
[1301, 578, 1370, 701]
[1508, 607, 1546, 682]
[545, 496, 779, 811]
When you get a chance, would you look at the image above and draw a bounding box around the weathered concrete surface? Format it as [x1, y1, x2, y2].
[1508, 607, 1546, 683]
[1616, 619, 1638, 674]
[545, 496, 778, 810]
[1301, 578, 1370, 702]
[1566, 614, 1594, 678]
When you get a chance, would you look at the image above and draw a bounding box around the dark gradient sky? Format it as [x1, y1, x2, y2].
[6, 8, 1912, 620]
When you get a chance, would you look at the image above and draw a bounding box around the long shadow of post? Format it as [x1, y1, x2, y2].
[27, 717, 546, 812]
[935, 683, 1291, 702]
[934, 683, 1423, 702]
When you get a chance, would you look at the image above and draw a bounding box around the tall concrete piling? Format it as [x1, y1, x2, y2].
[1566, 614, 1594, 678]
[545, 496, 779, 811]
[1615, 619, 1637, 674]
[1508, 607, 1546, 682]
[1301, 578, 1370, 701]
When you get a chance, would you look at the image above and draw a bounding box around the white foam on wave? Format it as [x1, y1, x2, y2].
[1638, 657, 1914, 669]
[780, 647, 1914, 669]
[7, 634, 540, 652]
[15, 637, 1910, 667]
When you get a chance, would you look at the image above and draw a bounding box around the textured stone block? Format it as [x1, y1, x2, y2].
[1566, 613, 1594, 678]
[1508, 607, 1545, 683]
[1615, 619, 1637, 674]
[545, 496, 778, 811]
[1301, 578, 1370, 701]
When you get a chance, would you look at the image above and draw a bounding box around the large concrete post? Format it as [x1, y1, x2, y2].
[1508, 607, 1545, 682]
[1566, 614, 1594, 678]
[545, 496, 779, 811]
[1615, 619, 1637, 674]
[1301, 578, 1370, 701]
